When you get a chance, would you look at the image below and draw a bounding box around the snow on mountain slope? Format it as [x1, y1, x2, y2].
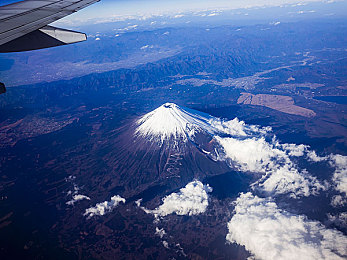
[135, 103, 214, 143]
[135, 103, 269, 144]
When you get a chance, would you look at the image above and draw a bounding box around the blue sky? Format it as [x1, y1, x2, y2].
[1, 1, 344, 13]
[58, 0, 347, 25]
[1, 0, 17, 5]
[2, 0, 347, 26]
[1, 0, 338, 10]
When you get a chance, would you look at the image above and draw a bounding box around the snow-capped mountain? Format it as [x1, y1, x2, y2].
[93, 103, 275, 200]
[101, 103, 254, 197]
[135, 103, 217, 144]
[101, 103, 337, 203]
[134, 102, 268, 150]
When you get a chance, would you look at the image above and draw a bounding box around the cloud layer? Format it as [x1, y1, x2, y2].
[84, 195, 126, 219]
[56, 0, 333, 26]
[215, 135, 326, 198]
[330, 155, 347, 195]
[308, 152, 347, 206]
[227, 192, 347, 260]
[144, 181, 212, 218]
[136, 104, 347, 259]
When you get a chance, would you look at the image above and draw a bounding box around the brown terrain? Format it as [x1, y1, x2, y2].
[237, 92, 316, 118]
[0, 116, 77, 148]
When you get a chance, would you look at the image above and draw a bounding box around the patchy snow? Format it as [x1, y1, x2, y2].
[155, 227, 167, 238]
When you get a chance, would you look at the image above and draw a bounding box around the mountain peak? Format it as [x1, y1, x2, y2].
[162, 102, 178, 109]
[134, 103, 269, 146]
[135, 103, 215, 144]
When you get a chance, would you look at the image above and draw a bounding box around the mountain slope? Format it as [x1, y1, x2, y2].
[94, 103, 268, 199]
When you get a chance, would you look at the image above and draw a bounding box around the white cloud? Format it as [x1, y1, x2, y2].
[140, 45, 154, 50]
[226, 192, 347, 260]
[115, 25, 139, 33]
[327, 212, 347, 230]
[84, 195, 126, 219]
[295, 9, 317, 14]
[208, 12, 219, 17]
[54, 0, 333, 27]
[143, 181, 212, 218]
[307, 150, 328, 162]
[66, 178, 90, 206]
[331, 195, 347, 207]
[330, 154, 347, 195]
[281, 143, 307, 156]
[258, 166, 325, 198]
[292, 2, 308, 6]
[210, 117, 271, 137]
[216, 137, 284, 172]
[215, 136, 326, 198]
[66, 194, 91, 206]
[307, 153, 347, 206]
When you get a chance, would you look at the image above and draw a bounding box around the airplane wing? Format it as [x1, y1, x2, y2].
[0, 0, 100, 53]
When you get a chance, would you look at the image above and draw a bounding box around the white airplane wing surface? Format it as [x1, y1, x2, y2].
[0, 0, 100, 53]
